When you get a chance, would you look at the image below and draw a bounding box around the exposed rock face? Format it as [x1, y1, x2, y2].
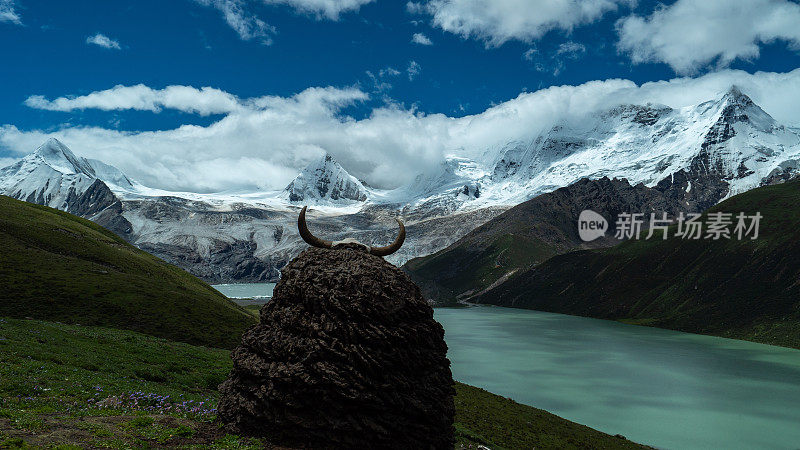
[67, 179, 134, 239]
[138, 239, 280, 283]
[217, 246, 455, 449]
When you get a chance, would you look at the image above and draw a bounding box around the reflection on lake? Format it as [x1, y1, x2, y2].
[435, 306, 800, 450]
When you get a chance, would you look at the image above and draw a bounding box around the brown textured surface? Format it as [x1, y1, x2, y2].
[217, 245, 455, 449]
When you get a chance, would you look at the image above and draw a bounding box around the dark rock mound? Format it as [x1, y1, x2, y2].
[217, 246, 455, 449]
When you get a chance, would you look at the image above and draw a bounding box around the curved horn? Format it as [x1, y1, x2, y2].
[298, 206, 332, 249]
[370, 217, 405, 257]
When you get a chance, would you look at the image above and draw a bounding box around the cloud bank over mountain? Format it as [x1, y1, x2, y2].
[4, 68, 800, 193]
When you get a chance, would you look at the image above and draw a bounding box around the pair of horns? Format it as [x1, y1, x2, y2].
[298, 206, 405, 257]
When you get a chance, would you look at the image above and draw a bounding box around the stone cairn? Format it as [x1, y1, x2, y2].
[217, 209, 454, 449]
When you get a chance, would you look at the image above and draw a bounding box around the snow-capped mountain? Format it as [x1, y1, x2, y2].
[456, 85, 800, 210]
[0, 138, 133, 215]
[282, 153, 368, 204]
[2, 86, 799, 283]
[341, 86, 799, 216]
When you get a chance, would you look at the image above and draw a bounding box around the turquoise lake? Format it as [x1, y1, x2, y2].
[214, 284, 800, 449]
[434, 306, 800, 450]
[211, 283, 274, 301]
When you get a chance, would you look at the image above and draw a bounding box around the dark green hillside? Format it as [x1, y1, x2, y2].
[476, 180, 800, 349]
[405, 232, 557, 304]
[453, 383, 646, 449]
[404, 177, 691, 304]
[0, 318, 649, 449]
[0, 195, 255, 349]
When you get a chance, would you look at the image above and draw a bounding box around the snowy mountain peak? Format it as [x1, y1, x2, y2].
[700, 85, 756, 112]
[283, 152, 368, 204]
[0, 139, 138, 212]
[33, 138, 95, 176]
[714, 86, 764, 120]
[720, 85, 751, 106]
[683, 86, 778, 146]
[472, 86, 800, 209]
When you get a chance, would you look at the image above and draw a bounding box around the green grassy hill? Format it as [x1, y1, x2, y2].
[404, 177, 691, 304]
[476, 180, 800, 349]
[0, 195, 255, 349]
[0, 317, 648, 449]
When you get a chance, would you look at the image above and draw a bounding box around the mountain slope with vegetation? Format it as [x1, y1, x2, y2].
[475, 180, 800, 349]
[0, 318, 648, 449]
[403, 177, 693, 304]
[0, 195, 255, 349]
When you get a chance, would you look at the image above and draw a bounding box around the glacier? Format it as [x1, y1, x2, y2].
[1, 86, 799, 283]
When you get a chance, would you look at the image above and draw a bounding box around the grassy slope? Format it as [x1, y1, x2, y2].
[403, 177, 687, 304]
[477, 180, 800, 349]
[0, 195, 255, 349]
[453, 384, 644, 449]
[0, 318, 649, 449]
[404, 233, 557, 303]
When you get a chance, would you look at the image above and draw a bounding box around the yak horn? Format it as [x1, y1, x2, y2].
[370, 218, 405, 257]
[298, 206, 332, 249]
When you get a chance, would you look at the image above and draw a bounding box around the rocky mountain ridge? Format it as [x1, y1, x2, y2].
[2, 87, 799, 283]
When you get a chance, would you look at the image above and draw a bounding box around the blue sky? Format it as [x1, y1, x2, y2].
[2, 0, 800, 191]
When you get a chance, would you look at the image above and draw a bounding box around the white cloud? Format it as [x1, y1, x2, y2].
[263, 0, 373, 20]
[86, 33, 121, 50]
[406, 2, 424, 14]
[556, 41, 586, 58]
[366, 71, 392, 93]
[365, 67, 403, 94]
[522, 42, 585, 76]
[380, 67, 401, 77]
[25, 85, 246, 115]
[522, 48, 537, 61]
[617, 0, 800, 74]
[413, 0, 630, 47]
[8, 86, 436, 192]
[0, 0, 21, 24]
[6, 69, 800, 193]
[194, 0, 276, 44]
[407, 60, 421, 81]
[194, 0, 369, 43]
[411, 32, 433, 45]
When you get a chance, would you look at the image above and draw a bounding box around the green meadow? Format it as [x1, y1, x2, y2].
[0, 317, 647, 449]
